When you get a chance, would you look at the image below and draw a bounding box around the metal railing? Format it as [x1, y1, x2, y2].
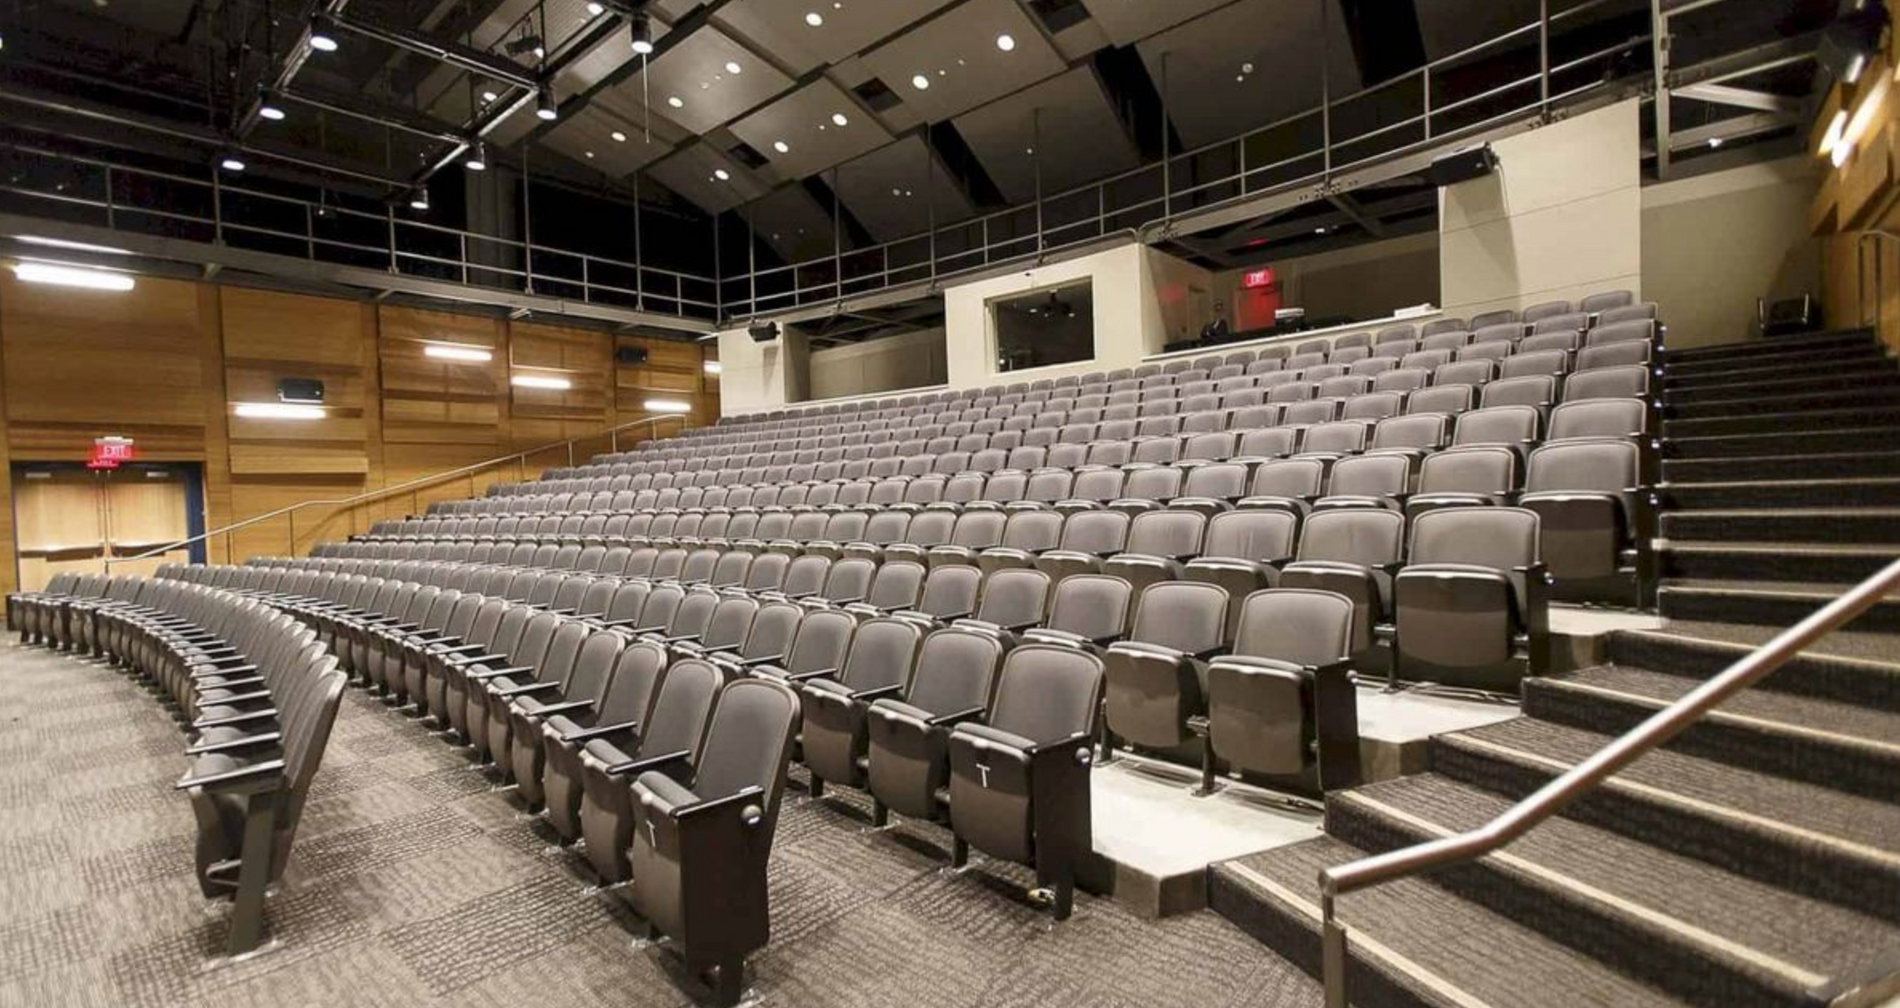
[106, 413, 687, 569]
[728, 0, 1647, 318]
[1318, 555, 1900, 1008]
[0, 139, 722, 321]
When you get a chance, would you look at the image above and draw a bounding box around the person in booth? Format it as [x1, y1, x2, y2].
[1200, 301, 1231, 344]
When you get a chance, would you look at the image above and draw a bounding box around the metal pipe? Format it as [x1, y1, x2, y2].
[1318, 555, 1900, 1005]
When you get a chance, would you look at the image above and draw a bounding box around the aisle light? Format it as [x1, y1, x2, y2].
[235, 402, 325, 420]
[12, 261, 135, 291]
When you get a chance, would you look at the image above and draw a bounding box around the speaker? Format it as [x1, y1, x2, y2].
[276, 378, 325, 404]
[615, 345, 649, 365]
[748, 321, 781, 343]
[1425, 144, 1498, 187]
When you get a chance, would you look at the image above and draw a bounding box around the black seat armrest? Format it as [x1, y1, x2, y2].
[185, 732, 282, 756]
[175, 759, 286, 795]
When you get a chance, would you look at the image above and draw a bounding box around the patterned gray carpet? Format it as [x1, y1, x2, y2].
[0, 638, 1318, 1008]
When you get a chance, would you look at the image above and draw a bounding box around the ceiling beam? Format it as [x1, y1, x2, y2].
[1326, 193, 1386, 237]
[1667, 31, 1821, 89]
[324, 12, 540, 90]
[1674, 82, 1800, 113]
[236, 0, 354, 139]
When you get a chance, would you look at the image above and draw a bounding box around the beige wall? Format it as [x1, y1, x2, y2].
[1440, 99, 1643, 318]
[1210, 231, 1440, 333]
[1642, 156, 1821, 349]
[808, 328, 949, 400]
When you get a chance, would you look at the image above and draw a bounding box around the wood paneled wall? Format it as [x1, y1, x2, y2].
[0, 264, 717, 596]
[1812, 39, 1900, 352]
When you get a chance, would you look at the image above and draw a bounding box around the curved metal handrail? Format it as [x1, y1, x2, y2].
[1317, 555, 1900, 1007]
[107, 412, 688, 568]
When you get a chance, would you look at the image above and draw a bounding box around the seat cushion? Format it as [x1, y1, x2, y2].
[632, 770, 699, 814]
[952, 721, 1038, 753]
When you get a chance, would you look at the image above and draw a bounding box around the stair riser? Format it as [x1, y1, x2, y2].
[1665, 357, 1892, 387]
[1431, 735, 1900, 925]
[1523, 681, 1900, 803]
[1665, 454, 1900, 482]
[1326, 797, 1817, 1008]
[1662, 483, 1900, 509]
[1667, 389, 1900, 420]
[1670, 430, 1898, 459]
[1658, 588, 1900, 632]
[1669, 377, 1900, 405]
[1607, 631, 1900, 711]
[1659, 512, 1900, 545]
[1658, 548, 1896, 583]
[1205, 869, 1440, 1008]
[1664, 410, 1900, 438]
[1665, 333, 1879, 365]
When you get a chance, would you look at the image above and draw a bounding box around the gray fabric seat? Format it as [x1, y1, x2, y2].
[1102, 580, 1230, 764]
[1204, 588, 1362, 795]
[1277, 508, 1405, 658]
[1393, 507, 1548, 691]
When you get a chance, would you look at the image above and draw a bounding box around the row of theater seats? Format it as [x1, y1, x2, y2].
[5, 573, 346, 955]
[702, 291, 1655, 432]
[159, 555, 1155, 1004]
[523, 336, 1656, 489]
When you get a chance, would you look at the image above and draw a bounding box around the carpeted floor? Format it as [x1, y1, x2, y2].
[0, 637, 1319, 1008]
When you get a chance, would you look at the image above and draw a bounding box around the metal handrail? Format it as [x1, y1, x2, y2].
[106, 413, 688, 569]
[1318, 555, 1900, 1008]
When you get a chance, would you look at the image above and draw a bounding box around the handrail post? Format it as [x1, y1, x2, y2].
[1539, 0, 1551, 114]
[1321, 893, 1348, 1008]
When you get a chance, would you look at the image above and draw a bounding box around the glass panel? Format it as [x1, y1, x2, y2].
[992, 279, 1094, 372]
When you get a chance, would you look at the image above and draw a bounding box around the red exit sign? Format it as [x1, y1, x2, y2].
[88, 436, 136, 470]
[1242, 268, 1275, 290]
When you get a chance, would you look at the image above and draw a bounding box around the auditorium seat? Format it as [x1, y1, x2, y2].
[1102, 581, 1231, 772]
[1391, 507, 1548, 691]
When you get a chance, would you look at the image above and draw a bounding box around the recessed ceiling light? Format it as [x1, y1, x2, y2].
[220, 155, 246, 172]
[714, 168, 731, 181]
[831, 112, 849, 127]
[668, 95, 684, 108]
[258, 102, 286, 121]
[911, 74, 930, 90]
[308, 31, 337, 53]
[996, 33, 1015, 51]
[586, 1, 605, 14]
[1314, 226, 1327, 234]
[611, 130, 627, 142]
[773, 140, 790, 153]
[725, 61, 743, 74]
[805, 11, 823, 26]
[1708, 136, 1724, 148]
[584, 151, 595, 158]
[1242, 62, 1255, 74]
[481, 89, 499, 103]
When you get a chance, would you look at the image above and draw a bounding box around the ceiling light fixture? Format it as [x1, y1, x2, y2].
[911, 74, 930, 90]
[611, 130, 628, 142]
[464, 142, 488, 171]
[308, 18, 338, 52]
[725, 60, 743, 74]
[409, 186, 431, 210]
[512, 374, 574, 390]
[805, 11, 824, 26]
[831, 112, 849, 127]
[714, 168, 732, 181]
[424, 343, 493, 362]
[235, 402, 325, 420]
[586, 1, 606, 14]
[996, 33, 1015, 51]
[667, 95, 685, 108]
[258, 93, 287, 121]
[644, 397, 692, 412]
[481, 89, 500, 103]
[536, 88, 558, 120]
[1708, 136, 1724, 148]
[12, 261, 135, 292]
[219, 153, 247, 172]
[630, 13, 655, 54]
[773, 140, 790, 153]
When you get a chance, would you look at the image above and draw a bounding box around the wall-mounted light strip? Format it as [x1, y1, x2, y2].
[644, 398, 691, 412]
[234, 402, 325, 420]
[424, 343, 494, 362]
[14, 235, 133, 255]
[1835, 75, 1891, 169]
[12, 261, 135, 291]
[703, 361, 723, 374]
[512, 374, 573, 390]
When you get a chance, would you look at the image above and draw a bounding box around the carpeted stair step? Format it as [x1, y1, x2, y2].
[1664, 451, 1900, 483]
[1663, 406, 1900, 438]
[1657, 541, 1900, 583]
[1523, 666, 1900, 800]
[1667, 428, 1900, 460]
[1208, 836, 1697, 1008]
[1608, 623, 1900, 710]
[1662, 478, 1900, 509]
[1666, 387, 1900, 420]
[1658, 508, 1900, 545]
[1664, 353, 1892, 388]
[1430, 718, 1900, 925]
[1659, 579, 1900, 632]
[1664, 331, 1879, 365]
[1666, 373, 1900, 406]
[1323, 775, 1900, 1008]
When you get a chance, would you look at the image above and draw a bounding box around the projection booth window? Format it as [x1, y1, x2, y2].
[992, 281, 1094, 372]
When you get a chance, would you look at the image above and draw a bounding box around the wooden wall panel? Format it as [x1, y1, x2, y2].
[379, 306, 508, 446]
[220, 288, 373, 479]
[510, 320, 611, 438]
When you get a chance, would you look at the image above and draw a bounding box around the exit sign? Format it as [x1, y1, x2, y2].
[88, 436, 136, 470]
[1242, 268, 1275, 290]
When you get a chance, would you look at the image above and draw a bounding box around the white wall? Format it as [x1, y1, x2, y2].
[1440, 99, 1643, 318]
[941, 241, 1200, 389]
[1641, 156, 1821, 348]
[715, 324, 809, 416]
[807, 328, 949, 400]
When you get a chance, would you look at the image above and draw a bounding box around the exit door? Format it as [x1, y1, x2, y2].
[9, 463, 205, 591]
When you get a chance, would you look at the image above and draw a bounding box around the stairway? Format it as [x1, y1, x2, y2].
[1209, 329, 1900, 1008]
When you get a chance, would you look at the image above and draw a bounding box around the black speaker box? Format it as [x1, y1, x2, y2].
[616, 345, 650, 365]
[277, 377, 326, 404]
[1426, 144, 1498, 187]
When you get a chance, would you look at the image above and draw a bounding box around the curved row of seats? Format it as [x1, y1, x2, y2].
[6, 573, 345, 956]
[704, 292, 1655, 432]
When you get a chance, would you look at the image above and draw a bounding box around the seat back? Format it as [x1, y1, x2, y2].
[636, 657, 722, 758]
[1296, 508, 1404, 565]
[594, 639, 670, 728]
[782, 609, 856, 675]
[986, 645, 1106, 745]
[687, 678, 801, 827]
[864, 561, 927, 610]
[1564, 365, 1649, 402]
[1044, 574, 1133, 641]
[1549, 398, 1645, 441]
[840, 617, 926, 690]
[1129, 581, 1229, 652]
